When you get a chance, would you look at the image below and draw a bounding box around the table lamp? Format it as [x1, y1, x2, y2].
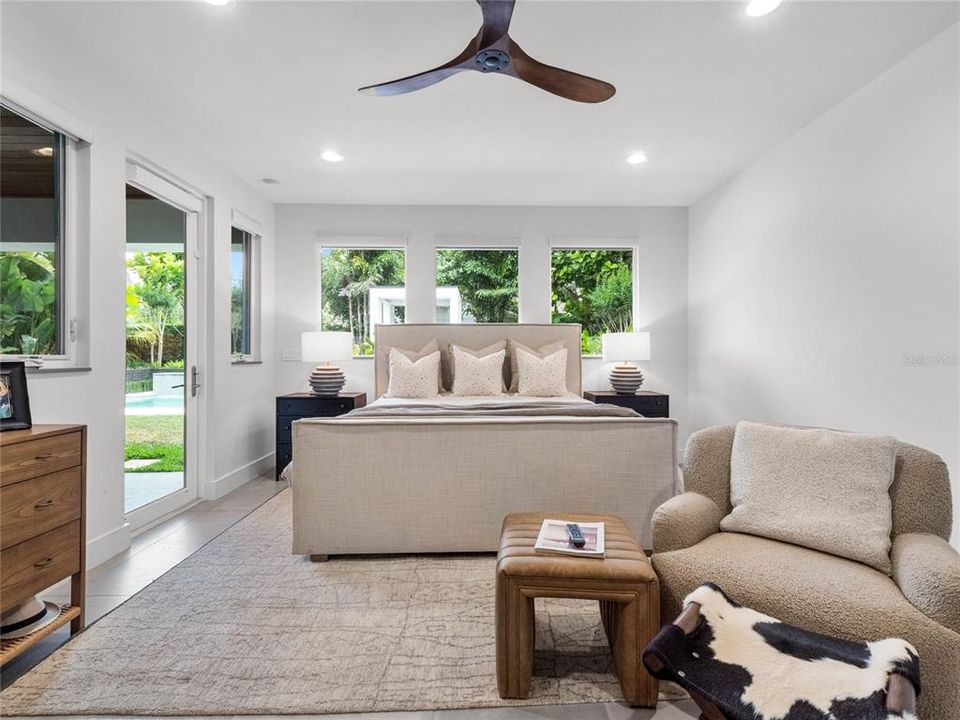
[601, 331, 651, 395]
[301, 331, 353, 396]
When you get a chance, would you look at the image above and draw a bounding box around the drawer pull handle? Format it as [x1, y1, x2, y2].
[34, 453, 55, 460]
[34, 557, 54, 568]
[34, 499, 56, 509]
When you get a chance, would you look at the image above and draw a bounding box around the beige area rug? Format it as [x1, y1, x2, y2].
[2, 490, 679, 715]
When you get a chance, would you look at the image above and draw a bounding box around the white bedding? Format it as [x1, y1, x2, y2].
[366, 392, 592, 408]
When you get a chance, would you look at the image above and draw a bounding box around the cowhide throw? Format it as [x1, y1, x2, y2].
[643, 584, 920, 720]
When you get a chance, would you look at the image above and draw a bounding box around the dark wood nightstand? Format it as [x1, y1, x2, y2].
[583, 390, 670, 418]
[275, 392, 366, 480]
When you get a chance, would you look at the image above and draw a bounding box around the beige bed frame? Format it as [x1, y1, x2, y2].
[291, 324, 679, 556]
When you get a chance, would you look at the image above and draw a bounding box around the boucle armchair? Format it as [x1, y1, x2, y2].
[651, 425, 960, 720]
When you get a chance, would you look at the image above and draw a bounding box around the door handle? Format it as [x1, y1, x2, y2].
[191, 366, 201, 397]
[170, 384, 185, 389]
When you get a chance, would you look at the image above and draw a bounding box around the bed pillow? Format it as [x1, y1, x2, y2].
[379, 339, 443, 390]
[451, 345, 506, 396]
[507, 340, 565, 393]
[443, 340, 507, 392]
[720, 421, 897, 574]
[516, 347, 568, 397]
[384, 349, 441, 399]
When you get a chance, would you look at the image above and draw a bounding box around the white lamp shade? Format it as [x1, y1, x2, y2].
[301, 331, 353, 363]
[602, 332, 651, 362]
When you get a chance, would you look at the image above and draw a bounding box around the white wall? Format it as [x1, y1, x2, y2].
[688, 26, 960, 545]
[276, 204, 689, 440]
[2, 19, 277, 565]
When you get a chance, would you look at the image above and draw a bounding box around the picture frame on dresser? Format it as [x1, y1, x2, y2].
[0, 361, 32, 431]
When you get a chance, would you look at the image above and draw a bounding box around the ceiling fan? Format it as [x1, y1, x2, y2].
[358, 0, 616, 104]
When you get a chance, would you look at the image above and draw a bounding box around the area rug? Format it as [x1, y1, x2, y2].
[2, 489, 677, 715]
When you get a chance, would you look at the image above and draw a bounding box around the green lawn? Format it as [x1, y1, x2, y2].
[125, 415, 184, 472]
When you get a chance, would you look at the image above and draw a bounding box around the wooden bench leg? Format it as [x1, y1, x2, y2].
[496, 578, 535, 699]
[601, 590, 658, 708]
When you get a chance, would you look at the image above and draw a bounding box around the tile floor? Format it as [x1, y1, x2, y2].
[1, 475, 700, 720]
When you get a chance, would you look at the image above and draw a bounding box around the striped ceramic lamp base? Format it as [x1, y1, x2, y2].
[609, 362, 644, 395]
[308, 364, 345, 396]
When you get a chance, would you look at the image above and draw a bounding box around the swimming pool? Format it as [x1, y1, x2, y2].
[125, 393, 184, 416]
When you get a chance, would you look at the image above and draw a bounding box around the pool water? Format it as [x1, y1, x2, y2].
[125, 393, 184, 415]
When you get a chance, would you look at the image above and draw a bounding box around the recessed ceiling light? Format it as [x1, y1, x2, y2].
[745, 0, 782, 17]
[319, 149, 345, 163]
[31, 147, 54, 158]
[626, 151, 648, 165]
[205, 0, 232, 6]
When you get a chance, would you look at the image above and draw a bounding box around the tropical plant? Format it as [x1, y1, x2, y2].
[126, 252, 185, 366]
[320, 249, 405, 352]
[0, 252, 57, 355]
[436, 249, 518, 322]
[551, 249, 633, 349]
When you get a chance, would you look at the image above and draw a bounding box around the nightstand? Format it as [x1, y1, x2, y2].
[583, 390, 669, 418]
[275, 392, 366, 480]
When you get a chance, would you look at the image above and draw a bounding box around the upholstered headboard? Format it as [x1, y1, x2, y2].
[374, 323, 582, 399]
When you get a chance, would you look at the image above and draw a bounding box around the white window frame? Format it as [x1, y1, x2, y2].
[548, 237, 641, 356]
[0, 95, 91, 371]
[432, 235, 521, 323]
[230, 209, 262, 364]
[315, 235, 407, 358]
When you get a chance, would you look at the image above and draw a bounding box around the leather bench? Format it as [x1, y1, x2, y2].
[495, 512, 660, 706]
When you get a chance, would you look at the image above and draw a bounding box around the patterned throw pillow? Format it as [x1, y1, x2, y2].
[442, 340, 507, 392]
[507, 340, 565, 393]
[379, 339, 443, 390]
[516, 347, 568, 397]
[451, 345, 506, 396]
[384, 349, 441, 399]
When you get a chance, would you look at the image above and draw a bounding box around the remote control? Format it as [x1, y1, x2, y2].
[566, 523, 586, 548]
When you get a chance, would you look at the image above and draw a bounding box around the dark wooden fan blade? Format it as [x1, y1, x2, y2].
[508, 41, 615, 103]
[358, 32, 481, 96]
[477, 0, 515, 47]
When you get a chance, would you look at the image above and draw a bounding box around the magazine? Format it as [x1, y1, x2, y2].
[534, 519, 605, 558]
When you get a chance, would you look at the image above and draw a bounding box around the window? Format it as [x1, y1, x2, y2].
[230, 226, 259, 359]
[319, 247, 405, 356]
[0, 104, 67, 357]
[435, 248, 519, 323]
[551, 248, 634, 354]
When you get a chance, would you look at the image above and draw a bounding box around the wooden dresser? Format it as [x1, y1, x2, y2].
[0, 424, 86, 664]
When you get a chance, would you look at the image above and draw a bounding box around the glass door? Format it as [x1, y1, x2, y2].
[124, 175, 201, 528]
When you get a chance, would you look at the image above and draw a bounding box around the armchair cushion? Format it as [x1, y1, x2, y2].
[721, 421, 897, 574]
[652, 492, 722, 553]
[892, 532, 960, 635]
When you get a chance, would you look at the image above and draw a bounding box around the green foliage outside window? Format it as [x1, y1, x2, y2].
[0, 251, 58, 355]
[551, 249, 633, 354]
[320, 248, 405, 355]
[125, 252, 185, 367]
[436, 249, 518, 323]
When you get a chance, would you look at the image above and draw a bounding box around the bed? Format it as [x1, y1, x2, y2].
[290, 323, 679, 556]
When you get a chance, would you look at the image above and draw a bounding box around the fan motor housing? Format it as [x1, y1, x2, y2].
[475, 49, 510, 73]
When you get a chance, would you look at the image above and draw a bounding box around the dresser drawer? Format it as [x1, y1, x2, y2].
[277, 412, 345, 443]
[634, 396, 669, 417]
[277, 397, 352, 416]
[0, 431, 82, 486]
[1, 467, 83, 550]
[1, 520, 81, 612]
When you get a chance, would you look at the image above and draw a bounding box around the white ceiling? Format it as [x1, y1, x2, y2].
[2, 1, 958, 206]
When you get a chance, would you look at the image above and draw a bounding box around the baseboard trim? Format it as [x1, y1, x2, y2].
[204, 452, 276, 500]
[86, 522, 131, 569]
